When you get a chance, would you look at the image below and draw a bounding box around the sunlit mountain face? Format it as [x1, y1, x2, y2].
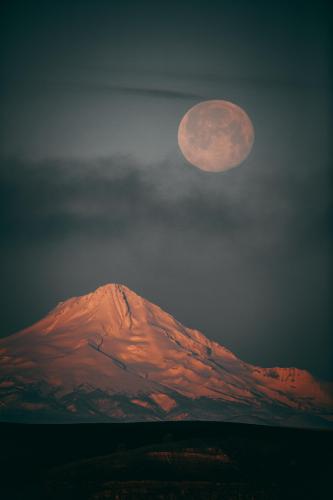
[0, 284, 331, 427]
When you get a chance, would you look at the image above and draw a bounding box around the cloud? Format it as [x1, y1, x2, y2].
[0, 154, 331, 253]
[4, 77, 203, 101]
[102, 84, 203, 100]
[0, 156, 237, 242]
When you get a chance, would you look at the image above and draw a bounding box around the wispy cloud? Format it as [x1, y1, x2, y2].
[0, 154, 330, 254]
[3, 76, 203, 100]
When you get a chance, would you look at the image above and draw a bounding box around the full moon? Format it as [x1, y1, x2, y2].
[178, 100, 254, 172]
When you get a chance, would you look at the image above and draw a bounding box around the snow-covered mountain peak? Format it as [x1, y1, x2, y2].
[0, 284, 332, 426]
[88, 283, 137, 303]
[55, 283, 136, 311]
[46, 283, 145, 332]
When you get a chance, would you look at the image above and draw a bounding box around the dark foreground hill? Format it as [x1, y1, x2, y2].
[0, 421, 332, 499]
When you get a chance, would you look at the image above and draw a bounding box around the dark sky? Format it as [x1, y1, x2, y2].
[1, 0, 332, 379]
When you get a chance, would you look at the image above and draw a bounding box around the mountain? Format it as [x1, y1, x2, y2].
[0, 284, 332, 427]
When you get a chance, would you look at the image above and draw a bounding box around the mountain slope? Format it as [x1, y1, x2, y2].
[0, 284, 332, 426]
